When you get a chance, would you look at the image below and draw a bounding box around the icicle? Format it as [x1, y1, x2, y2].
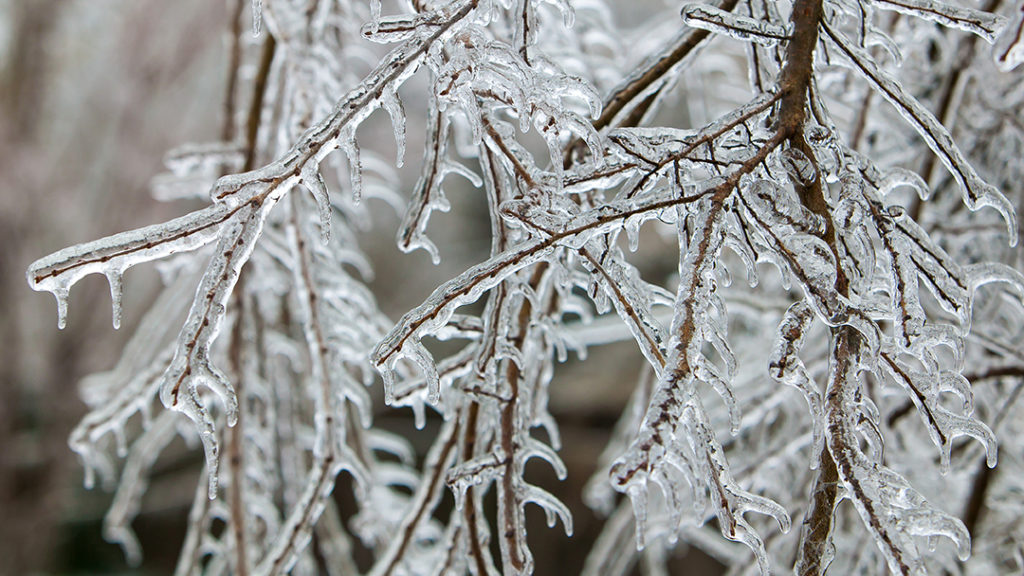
[967, 262, 1024, 301]
[625, 214, 642, 252]
[380, 364, 397, 405]
[697, 362, 740, 435]
[651, 470, 684, 537]
[106, 270, 124, 330]
[252, 0, 262, 36]
[300, 163, 333, 244]
[380, 91, 407, 168]
[369, 0, 382, 29]
[114, 426, 128, 458]
[412, 398, 426, 430]
[54, 286, 69, 330]
[403, 340, 441, 404]
[521, 437, 568, 480]
[522, 484, 574, 535]
[724, 229, 760, 287]
[878, 167, 929, 200]
[627, 483, 648, 550]
[203, 426, 221, 499]
[340, 135, 363, 204]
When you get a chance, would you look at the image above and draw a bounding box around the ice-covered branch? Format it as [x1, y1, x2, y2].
[870, 0, 1006, 43]
[822, 20, 1017, 244]
[827, 328, 972, 575]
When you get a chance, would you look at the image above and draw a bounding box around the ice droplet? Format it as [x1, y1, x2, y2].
[381, 91, 407, 168]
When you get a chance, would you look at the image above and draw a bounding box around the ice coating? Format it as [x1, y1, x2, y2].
[26, 0, 1024, 572]
[770, 301, 826, 466]
[994, 3, 1024, 71]
[871, 0, 1006, 43]
[682, 3, 791, 46]
[27, 204, 231, 329]
[827, 329, 974, 574]
[252, 0, 262, 36]
[824, 21, 1018, 246]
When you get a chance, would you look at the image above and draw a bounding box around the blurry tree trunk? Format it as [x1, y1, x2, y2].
[0, 3, 73, 573]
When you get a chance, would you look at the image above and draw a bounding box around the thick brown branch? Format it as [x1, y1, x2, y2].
[777, 0, 824, 138]
[774, 2, 851, 574]
[827, 329, 913, 576]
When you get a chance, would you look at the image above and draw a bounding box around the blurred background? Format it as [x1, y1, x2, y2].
[1, 1, 230, 572]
